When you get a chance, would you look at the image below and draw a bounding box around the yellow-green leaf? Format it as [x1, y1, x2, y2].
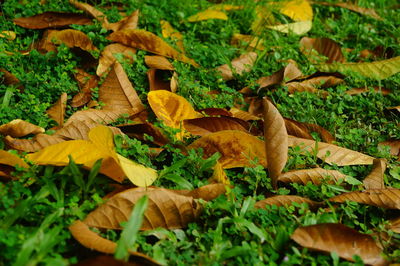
[187, 10, 228, 22]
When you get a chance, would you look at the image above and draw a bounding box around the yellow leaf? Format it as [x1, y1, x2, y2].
[187, 10, 228, 22]
[209, 4, 244, 11]
[88, 125, 116, 155]
[266, 20, 312, 35]
[0, 31, 16, 40]
[210, 161, 230, 184]
[160, 20, 184, 52]
[279, 0, 313, 21]
[0, 150, 29, 168]
[116, 154, 158, 187]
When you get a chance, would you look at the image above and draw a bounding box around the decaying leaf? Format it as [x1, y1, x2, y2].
[255, 61, 303, 91]
[117, 122, 169, 146]
[279, 0, 313, 22]
[71, 69, 98, 107]
[231, 33, 265, 51]
[230, 107, 261, 121]
[69, 0, 109, 28]
[147, 68, 173, 91]
[288, 136, 374, 166]
[300, 37, 345, 64]
[363, 158, 386, 189]
[160, 20, 184, 52]
[13, 12, 91, 29]
[330, 189, 400, 209]
[183, 116, 248, 136]
[145, 56, 174, 70]
[147, 90, 201, 130]
[187, 10, 228, 22]
[107, 10, 139, 32]
[216, 52, 257, 81]
[255, 195, 321, 209]
[291, 223, 386, 265]
[284, 118, 313, 140]
[312, 2, 382, 20]
[64, 109, 126, 127]
[174, 183, 227, 201]
[83, 187, 202, 230]
[303, 122, 335, 143]
[278, 168, 348, 185]
[0, 69, 21, 89]
[54, 120, 122, 141]
[263, 98, 288, 188]
[97, 43, 136, 76]
[266, 21, 312, 35]
[107, 29, 199, 67]
[39, 29, 98, 52]
[0, 119, 44, 138]
[188, 130, 267, 169]
[46, 93, 67, 127]
[318, 56, 400, 80]
[5, 134, 65, 152]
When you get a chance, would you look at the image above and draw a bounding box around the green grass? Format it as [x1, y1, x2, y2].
[1, 0, 400, 265]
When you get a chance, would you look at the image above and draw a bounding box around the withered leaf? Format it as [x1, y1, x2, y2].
[69, 0, 109, 28]
[55, 120, 122, 141]
[291, 223, 386, 265]
[187, 9, 228, 22]
[363, 158, 386, 189]
[263, 98, 288, 188]
[183, 116, 248, 136]
[188, 130, 267, 169]
[345, 86, 391, 95]
[0, 119, 44, 138]
[46, 93, 67, 127]
[216, 52, 257, 81]
[174, 184, 227, 201]
[64, 109, 126, 127]
[330, 189, 400, 209]
[107, 10, 139, 32]
[303, 122, 335, 144]
[210, 161, 230, 184]
[288, 136, 374, 166]
[107, 29, 199, 67]
[255, 61, 302, 91]
[160, 20, 184, 52]
[255, 195, 321, 209]
[266, 21, 312, 35]
[284, 118, 313, 140]
[5, 134, 65, 152]
[0, 69, 21, 88]
[144, 56, 174, 70]
[278, 168, 348, 185]
[117, 122, 169, 146]
[13, 12, 91, 29]
[75, 255, 159, 266]
[147, 68, 173, 91]
[230, 107, 261, 121]
[83, 187, 202, 230]
[388, 217, 400, 234]
[286, 75, 344, 95]
[300, 37, 345, 64]
[378, 140, 400, 157]
[312, 2, 382, 20]
[0, 150, 29, 169]
[39, 29, 98, 52]
[97, 43, 136, 77]
[72, 69, 98, 107]
[198, 108, 232, 117]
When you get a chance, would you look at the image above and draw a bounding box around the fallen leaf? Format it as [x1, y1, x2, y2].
[183, 116, 248, 136]
[64, 109, 126, 127]
[116, 154, 158, 187]
[71, 69, 98, 107]
[107, 29, 199, 67]
[251, 6, 276, 34]
[0, 31, 16, 40]
[230, 107, 261, 121]
[75, 255, 159, 266]
[83, 187, 202, 230]
[263, 98, 288, 188]
[303, 122, 335, 143]
[209, 161, 230, 184]
[117, 122, 169, 146]
[198, 108, 232, 117]
[187, 10, 228, 22]
[144, 56, 174, 70]
[255, 195, 321, 209]
[279, 0, 313, 21]
[329, 189, 400, 209]
[5, 134, 65, 152]
[69, 0, 109, 28]
[55, 120, 122, 141]
[147, 68, 173, 91]
[388, 217, 400, 233]
[291, 223, 386, 265]
[0, 119, 44, 138]
[39, 29, 98, 52]
[318, 56, 400, 80]
[286, 75, 344, 94]
[278, 168, 348, 185]
[97, 43, 136, 76]
[160, 20, 184, 52]
[378, 140, 400, 156]
[231, 33, 265, 51]
[188, 130, 267, 169]
[288, 136, 374, 166]
[107, 10, 139, 32]
[363, 158, 386, 189]
[345, 86, 391, 95]
[284, 118, 313, 140]
[216, 52, 257, 81]
[0, 150, 29, 169]
[173, 183, 227, 201]
[256, 61, 303, 91]
[300, 37, 345, 64]
[46, 93, 67, 127]
[312, 2, 382, 20]
[13, 12, 91, 29]
[266, 20, 312, 35]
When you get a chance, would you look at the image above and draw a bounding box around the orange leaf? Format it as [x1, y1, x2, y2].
[263, 98, 288, 188]
[13, 12, 91, 29]
[46, 93, 67, 127]
[363, 158, 386, 189]
[188, 130, 267, 169]
[216, 52, 257, 81]
[147, 68, 173, 91]
[255, 195, 321, 209]
[230, 107, 261, 121]
[278, 168, 348, 185]
[300, 37, 345, 64]
[291, 223, 386, 264]
[97, 43, 136, 76]
[107, 29, 199, 67]
[329, 189, 400, 209]
[0, 119, 44, 138]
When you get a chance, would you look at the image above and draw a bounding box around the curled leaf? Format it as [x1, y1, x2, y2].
[255, 195, 321, 209]
[329, 189, 400, 209]
[183, 116, 248, 136]
[97, 43, 136, 76]
[216, 52, 257, 81]
[363, 158, 386, 189]
[278, 168, 348, 185]
[39, 29, 98, 52]
[46, 93, 67, 127]
[13, 12, 91, 29]
[145, 56, 174, 70]
[5, 134, 65, 152]
[72, 69, 98, 107]
[0, 119, 44, 138]
[107, 10, 139, 32]
[284, 118, 313, 140]
[69, 0, 109, 28]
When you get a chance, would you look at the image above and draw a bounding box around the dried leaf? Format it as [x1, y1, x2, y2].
[0, 150, 29, 168]
[288, 136, 374, 166]
[187, 10, 228, 22]
[286, 75, 344, 94]
[291, 223, 386, 265]
[176, 183, 227, 201]
[116, 154, 157, 187]
[147, 69, 173, 91]
[329, 189, 400, 209]
[210, 161, 230, 184]
[198, 108, 232, 117]
[39, 29, 98, 52]
[278, 168, 348, 185]
[69, 0, 109, 28]
[303, 122, 335, 143]
[312, 2, 382, 20]
[0, 31, 16, 40]
[13, 12, 91, 29]
[97, 43, 136, 76]
[284, 118, 313, 140]
[0, 69, 21, 89]
[144, 56, 174, 70]
[216, 52, 257, 81]
[83, 187, 202, 230]
[160, 20, 184, 52]
[279, 0, 313, 21]
[266, 20, 312, 35]
[363, 158, 386, 189]
[345, 86, 391, 95]
[378, 140, 400, 156]
[231, 33, 265, 51]
[263, 98, 288, 188]
[318, 56, 400, 80]
[117, 122, 169, 146]
[46, 93, 67, 127]
[388, 217, 400, 233]
[65, 109, 126, 127]
[107, 29, 199, 67]
[55, 120, 122, 141]
[300, 37, 345, 64]
[188, 130, 267, 169]
[107, 10, 139, 32]
[255, 195, 321, 209]
[230, 107, 261, 121]
[256, 61, 303, 91]
[183, 116, 248, 136]
[0, 119, 44, 138]
[75, 255, 159, 266]
[72, 69, 98, 107]
[5, 134, 65, 152]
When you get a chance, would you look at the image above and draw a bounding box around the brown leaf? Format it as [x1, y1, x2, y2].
[39, 29, 98, 53]
[303, 122, 335, 143]
[144, 56, 174, 70]
[72, 69, 98, 107]
[99, 62, 145, 114]
[363, 158, 386, 189]
[0, 119, 44, 138]
[117, 122, 169, 146]
[147, 69, 173, 91]
[263, 98, 288, 188]
[209, 161, 230, 184]
[312, 2, 382, 20]
[64, 109, 126, 127]
[46, 93, 67, 127]
[284, 118, 313, 140]
[230, 107, 261, 121]
[198, 108, 232, 117]
[107, 29, 199, 67]
[83, 187, 202, 230]
[183, 116, 248, 136]
[107, 10, 139, 32]
[291, 223, 386, 265]
[55, 120, 122, 141]
[288, 136, 374, 166]
[255, 195, 321, 209]
[378, 140, 400, 156]
[97, 44, 136, 76]
[285, 75, 344, 95]
[4, 134, 65, 152]
[13, 12, 92, 29]
[0, 69, 23, 91]
[278, 168, 348, 185]
[329, 189, 400, 209]
[345, 86, 391, 95]
[188, 130, 267, 169]
[69, 0, 109, 28]
[216, 52, 257, 81]
[300, 37, 345, 64]
[174, 184, 227, 201]
[388, 217, 400, 233]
